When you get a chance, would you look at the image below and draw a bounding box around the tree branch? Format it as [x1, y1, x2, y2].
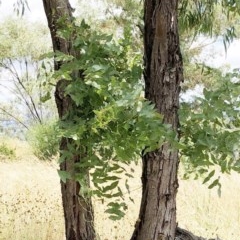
[0, 107, 29, 130]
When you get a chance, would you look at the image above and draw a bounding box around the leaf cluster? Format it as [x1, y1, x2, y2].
[180, 70, 240, 190]
[51, 20, 172, 219]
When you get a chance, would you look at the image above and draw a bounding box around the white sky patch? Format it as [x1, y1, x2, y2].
[0, 0, 78, 23]
[194, 37, 240, 70]
[0, 0, 44, 22]
[180, 84, 204, 103]
[0, 80, 15, 103]
[75, 0, 109, 20]
[223, 40, 240, 69]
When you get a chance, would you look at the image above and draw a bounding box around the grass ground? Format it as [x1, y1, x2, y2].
[0, 139, 240, 240]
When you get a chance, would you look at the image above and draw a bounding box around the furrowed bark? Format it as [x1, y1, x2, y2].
[131, 1, 183, 240]
[42, 1, 95, 239]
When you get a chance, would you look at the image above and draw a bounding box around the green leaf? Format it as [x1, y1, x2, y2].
[57, 170, 71, 183]
[125, 179, 130, 194]
[208, 178, 219, 189]
[105, 202, 127, 220]
[85, 80, 101, 89]
[55, 51, 75, 62]
[217, 183, 222, 197]
[102, 181, 119, 193]
[40, 92, 51, 103]
[125, 173, 134, 178]
[202, 170, 215, 184]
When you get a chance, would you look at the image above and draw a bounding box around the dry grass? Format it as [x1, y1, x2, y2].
[0, 159, 64, 240]
[0, 137, 33, 161]
[0, 139, 240, 240]
[177, 171, 240, 240]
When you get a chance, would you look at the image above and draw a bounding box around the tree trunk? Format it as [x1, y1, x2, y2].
[42, 1, 96, 239]
[131, 1, 183, 240]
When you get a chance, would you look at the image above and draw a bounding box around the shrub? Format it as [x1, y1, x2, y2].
[0, 142, 16, 160]
[27, 121, 59, 160]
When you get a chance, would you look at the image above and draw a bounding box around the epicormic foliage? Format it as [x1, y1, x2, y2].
[45, 20, 172, 220]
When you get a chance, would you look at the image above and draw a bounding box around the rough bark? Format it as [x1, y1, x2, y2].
[176, 228, 206, 240]
[131, 1, 183, 240]
[42, 1, 96, 239]
[176, 227, 222, 240]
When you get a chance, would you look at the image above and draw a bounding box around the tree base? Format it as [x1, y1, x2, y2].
[176, 227, 222, 240]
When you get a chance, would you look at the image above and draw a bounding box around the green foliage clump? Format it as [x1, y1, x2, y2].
[180, 69, 240, 191]
[0, 143, 16, 160]
[27, 121, 59, 161]
[45, 20, 174, 220]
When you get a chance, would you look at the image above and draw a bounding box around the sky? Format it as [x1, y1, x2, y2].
[0, 0, 108, 23]
[0, 0, 46, 22]
[225, 40, 240, 68]
[0, 0, 78, 22]
[199, 38, 240, 70]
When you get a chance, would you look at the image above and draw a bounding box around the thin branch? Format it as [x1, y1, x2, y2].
[0, 83, 20, 97]
[0, 107, 29, 130]
[8, 59, 42, 124]
[189, 39, 217, 52]
[12, 80, 40, 122]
